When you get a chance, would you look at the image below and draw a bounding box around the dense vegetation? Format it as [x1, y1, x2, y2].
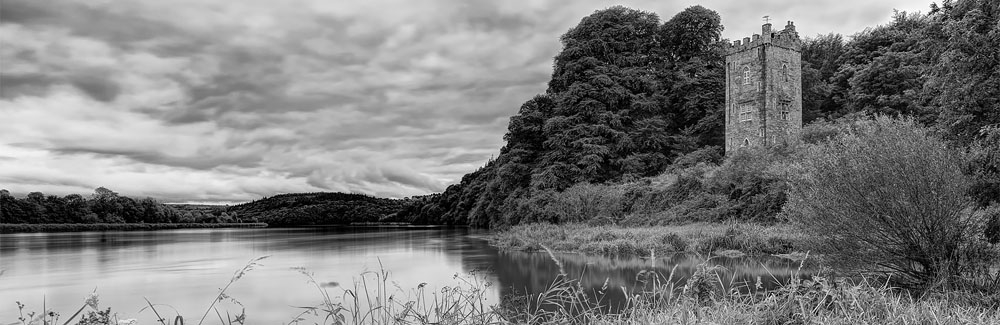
[0, 222, 265, 233]
[397, 5, 728, 227]
[0, 187, 227, 224]
[787, 117, 997, 289]
[223, 192, 409, 226]
[397, 0, 1000, 230]
[0, 189, 410, 228]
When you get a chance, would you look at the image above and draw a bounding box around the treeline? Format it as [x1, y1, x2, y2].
[0, 187, 234, 224]
[0, 189, 412, 227]
[223, 192, 410, 226]
[397, 0, 1000, 228]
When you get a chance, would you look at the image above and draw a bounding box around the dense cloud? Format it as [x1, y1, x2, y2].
[0, 0, 927, 202]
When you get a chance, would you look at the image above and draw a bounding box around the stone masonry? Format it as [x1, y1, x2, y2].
[724, 21, 803, 153]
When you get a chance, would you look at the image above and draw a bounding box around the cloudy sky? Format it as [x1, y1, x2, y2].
[0, 0, 927, 203]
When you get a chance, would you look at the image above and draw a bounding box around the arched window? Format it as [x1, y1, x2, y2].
[742, 138, 750, 147]
[782, 64, 788, 82]
[743, 66, 751, 85]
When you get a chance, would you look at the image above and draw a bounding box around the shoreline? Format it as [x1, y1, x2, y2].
[0, 222, 269, 233]
[489, 222, 807, 258]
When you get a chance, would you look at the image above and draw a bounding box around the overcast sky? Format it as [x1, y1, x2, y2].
[0, 0, 928, 203]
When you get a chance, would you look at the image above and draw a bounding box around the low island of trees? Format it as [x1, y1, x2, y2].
[0, 187, 417, 232]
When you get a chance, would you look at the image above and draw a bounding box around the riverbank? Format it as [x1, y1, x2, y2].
[21, 260, 1000, 325]
[490, 222, 808, 257]
[0, 222, 268, 233]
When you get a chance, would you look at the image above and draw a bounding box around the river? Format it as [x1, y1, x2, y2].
[0, 227, 806, 323]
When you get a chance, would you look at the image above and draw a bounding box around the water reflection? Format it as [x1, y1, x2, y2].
[0, 227, 807, 323]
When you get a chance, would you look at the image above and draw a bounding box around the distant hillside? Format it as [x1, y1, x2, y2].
[225, 192, 410, 226]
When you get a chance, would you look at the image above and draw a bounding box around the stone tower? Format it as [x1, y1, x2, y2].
[724, 21, 802, 153]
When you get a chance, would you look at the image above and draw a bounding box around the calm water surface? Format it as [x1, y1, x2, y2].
[0, 227, 805, 323]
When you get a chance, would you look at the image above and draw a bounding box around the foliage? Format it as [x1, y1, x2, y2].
[399, 0, 1000, 228]
[491, 222, 804, 257]
[494, 258, 1000, 324]
[224, 192, 409, 226]
[787, 116, 994, 289]
[0, 223, 266, 234]
[397, 5, 727, 228]
[798, 1, 1000, 145]
[1, 188, 410, 228]
[1, 187, 190, 225]
[965, 125, 1000, 208]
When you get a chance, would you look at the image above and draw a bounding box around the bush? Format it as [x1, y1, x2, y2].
[705, 146, 795, 223]
[965, 125, 1000, 208]
[788, 116, 990, 288]
[670, 145, 723, 170]
[984, 207, 1000, 245]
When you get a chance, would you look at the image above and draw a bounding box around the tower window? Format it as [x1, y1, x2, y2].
[739, 104, 753, 122]
[782, 64, 789, 82]
[742, 138, 750, 147]
[779, 100, 790, 120]
[743, 66, 750, 85]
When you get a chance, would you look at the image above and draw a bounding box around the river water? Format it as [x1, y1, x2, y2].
[0, 227, 806, 323]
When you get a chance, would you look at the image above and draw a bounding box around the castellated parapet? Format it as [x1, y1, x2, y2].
[723, 21, 803, 154]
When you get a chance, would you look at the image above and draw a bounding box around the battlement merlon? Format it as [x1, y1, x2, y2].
[725, 21, 801, 54]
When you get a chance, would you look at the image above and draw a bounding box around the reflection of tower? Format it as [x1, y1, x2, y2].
[724, 21, 802, 154]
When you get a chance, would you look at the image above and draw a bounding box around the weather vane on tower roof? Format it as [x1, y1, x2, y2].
[763, 15, 771, 23]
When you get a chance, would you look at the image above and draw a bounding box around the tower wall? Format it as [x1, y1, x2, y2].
[724, 22, 802, 154]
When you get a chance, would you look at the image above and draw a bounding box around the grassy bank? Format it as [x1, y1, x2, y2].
[0, 222, 268, 233]
[491, 222, 806, 257]
[15, 257, 999, 325]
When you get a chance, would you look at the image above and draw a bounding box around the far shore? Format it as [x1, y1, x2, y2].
[0, 222, 268, 233]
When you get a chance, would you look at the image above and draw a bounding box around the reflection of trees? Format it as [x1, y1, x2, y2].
[484, 250, 813, 311]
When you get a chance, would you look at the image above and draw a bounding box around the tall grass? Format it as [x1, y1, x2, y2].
[492, 249, 1000, 324]
[491, 222, 805, 257]
[12, 254, 999, 324]
[285, 263, 500, 324]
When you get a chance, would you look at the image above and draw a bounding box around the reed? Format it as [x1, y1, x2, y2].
[11, 254, 999, 324]
[491, 222, 805, 257]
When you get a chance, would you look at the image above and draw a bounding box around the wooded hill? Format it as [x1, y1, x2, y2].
[394, 1, 1000, 228]
[223, 192, 410, 226]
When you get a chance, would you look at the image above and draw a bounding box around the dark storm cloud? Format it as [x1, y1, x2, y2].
[0, 0, 192, 48]
[0, 73, 57, 98]
[2, 174, 95, 189]
[0, 72, 120, 102]
[69, 73, 121, 102]
[0, 0, 927, 202]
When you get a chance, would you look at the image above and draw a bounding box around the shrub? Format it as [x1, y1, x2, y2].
[965, 125, 1000, 208]
[659, 233, 689, 252]
[788, 116, 989, 289]
[983, 206, 1000, 245]
[670, 145, 724, 170]
[705, 146, 794, 223]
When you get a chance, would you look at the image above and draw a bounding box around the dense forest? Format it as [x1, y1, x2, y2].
[395, 0, 1000, 228]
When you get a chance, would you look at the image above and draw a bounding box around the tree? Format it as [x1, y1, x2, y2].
[395, 5, 730, 228]
[925, 0, 1000, 144]
[788, 116, 987, 288]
